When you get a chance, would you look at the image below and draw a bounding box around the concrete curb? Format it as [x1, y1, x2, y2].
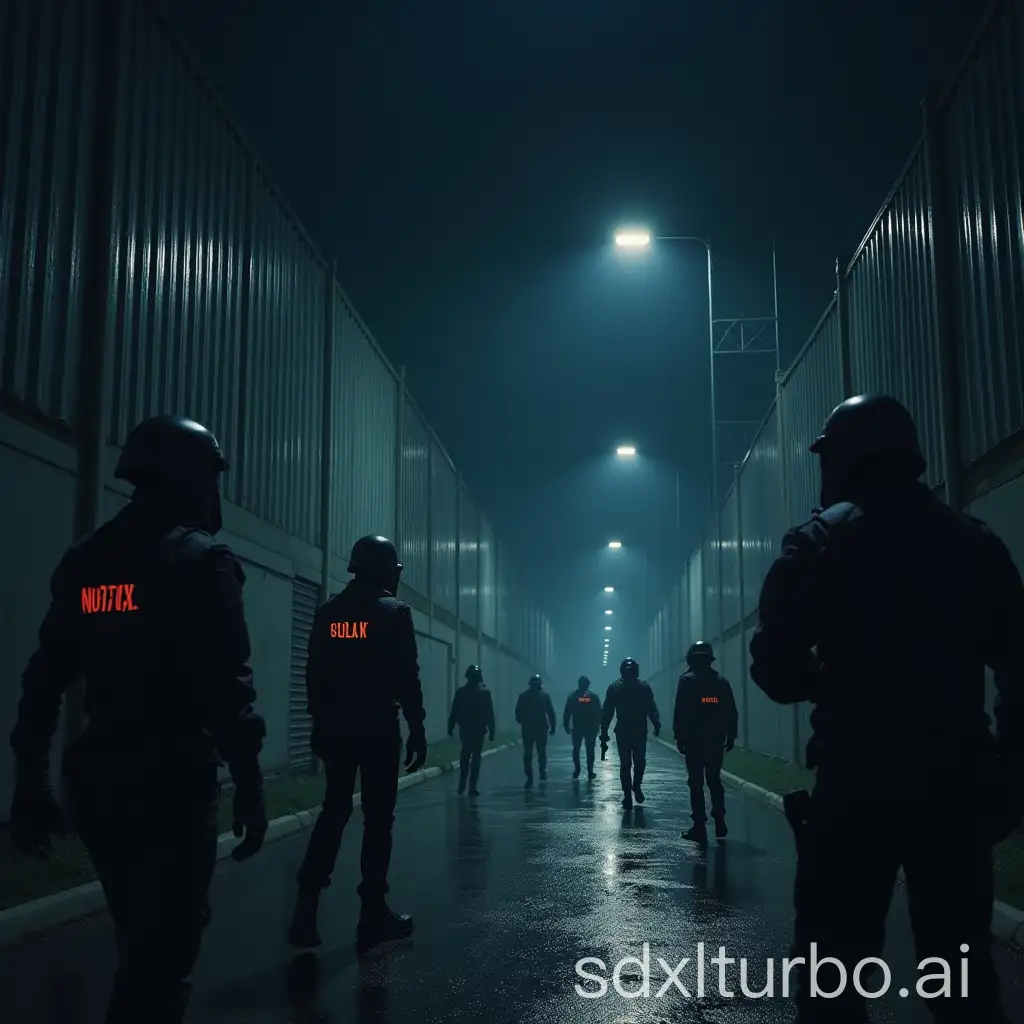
[0, 739, 522, 950]
[653, 738, 1024, 946]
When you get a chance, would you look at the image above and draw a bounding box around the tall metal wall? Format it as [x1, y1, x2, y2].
[642, 0, 1024, 762]
[0, 0, 555, 678]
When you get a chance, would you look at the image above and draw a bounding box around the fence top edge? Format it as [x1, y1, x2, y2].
[780, 294, 839, 386]
[843, 137, 926, 278]
[934, 0, 1011, 115]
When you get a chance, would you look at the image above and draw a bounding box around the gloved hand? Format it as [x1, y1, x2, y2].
[405, 728, 427, 773]
[565, 725, 572, 735]
[676, 739, 686, 755]
[549, 726, 555, 736]
[230, 771, 267, 862]
[653, 725, 660, 738]
[725, 739, 735, 752]
[448, 727, 454, 738]
[10, 779, 65, 860]
[489, 731, 495, 743]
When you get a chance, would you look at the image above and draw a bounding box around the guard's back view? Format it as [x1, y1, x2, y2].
[9, 414, 268, 1024]
[289, 535, 428, 952]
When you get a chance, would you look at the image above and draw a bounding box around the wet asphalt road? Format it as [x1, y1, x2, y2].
[4, 737, 1024, 1023]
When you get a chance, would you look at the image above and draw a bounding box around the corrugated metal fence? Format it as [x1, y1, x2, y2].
[644, 0, 1024, 762]
[0, 0, 555, 675]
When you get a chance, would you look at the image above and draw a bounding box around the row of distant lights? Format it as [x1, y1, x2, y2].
[603, 445, 635, 667]
[602, 584, 614, 665]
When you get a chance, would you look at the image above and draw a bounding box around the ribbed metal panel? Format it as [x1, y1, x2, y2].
[430, 440, 457, 614]
[738, 404, 786, 616]
[1, 0, 94, 426]
[940, 0, 1024, 464]
[496, 541, 509, 645]
[702, 528, 720, 641]
[235, 170, 324, 543]
[782, 304, 845, 523]
[687, 547, 704, 643]
[459, 485, 479, 629]
[331, 295, 397, 555]
[653, 607, 663, 675]
[398, 400, 431, 597]
[678, 572, 689, 658]
[479, 513, 497, 639]
[846, 149, 945, 487]
[288, 577, 319, 769]
[720, 484, 741, 631]
[110, 2, 249, 472]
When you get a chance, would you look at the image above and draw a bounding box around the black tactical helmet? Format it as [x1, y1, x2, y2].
[465, 664, 483, 682]
[687, 640, 715, 662]
[620, 658, 639, 679]
[577, 675, 590, 688]
[347, 536, 402, 575]
[114, 415, 228, 488]
[528, 674, 543, 687]
[809, 395, 925, 477]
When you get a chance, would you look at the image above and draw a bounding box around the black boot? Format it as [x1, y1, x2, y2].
[288, 887, 323, 948]
[457, 776, 467, 795]
[714, 815, 727, 838]
[681, 824, 707, 843]
[524, 774, 533, 789]
[572, 765, 580, 779]
[356, 903, 414, 950]
[621, 791, 633, 809]
[632, 783, 645, 803]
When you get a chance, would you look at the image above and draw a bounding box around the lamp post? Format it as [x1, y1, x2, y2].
[614, 230, 717, 512]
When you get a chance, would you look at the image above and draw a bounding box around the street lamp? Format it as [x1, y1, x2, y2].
[608, 540, 622, 549]
[612, 226, 717, 512]
[604, 625, 612, 631]
[604, 610, 613, 615]
[604, 586, 614, 593]
[614, 230, 651, 249]
[616, 445, 636, 457]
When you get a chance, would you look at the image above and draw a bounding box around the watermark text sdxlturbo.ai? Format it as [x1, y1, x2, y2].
[574, 942, 972, 1000]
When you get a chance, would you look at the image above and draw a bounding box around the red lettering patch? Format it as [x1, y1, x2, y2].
[701, 696, 719, 703]
[329, 621, 369, 639]
[80, 584, 138, 614]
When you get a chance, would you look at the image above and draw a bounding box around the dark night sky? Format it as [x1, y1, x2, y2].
[165, 0, 984, 680]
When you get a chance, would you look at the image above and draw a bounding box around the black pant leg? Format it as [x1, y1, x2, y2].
[468, 735, 484, 786]
[571, 731, 583, 770]
[704, 745, 726, 818]
[633, 733, 648, 787]
[536, 731, 548, 772]
[523, 733, 535, 777]
[903, 807, 1009, 1021]
[583, 732, 596, 771]
[72, 763, 219, 1024]
[615, 736, 632, 792]
[356, 736, 402, 902]
[297, 747, 360, 890]
[685, 753, 707, 823]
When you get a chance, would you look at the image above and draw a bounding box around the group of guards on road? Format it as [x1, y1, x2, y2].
[8, 393, 1024, 1023]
